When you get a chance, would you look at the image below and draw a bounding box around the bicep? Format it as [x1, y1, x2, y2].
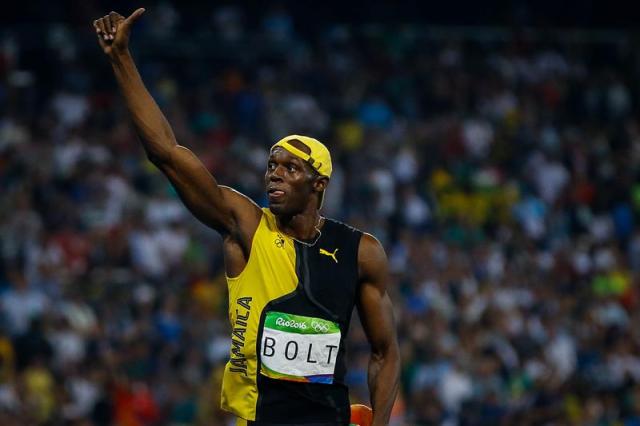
[156, 145, 261, 236]
[357, 283, 397, 354]
[357, 234, 397, 354]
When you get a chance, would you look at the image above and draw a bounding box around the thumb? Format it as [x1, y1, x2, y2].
[124, 8, 145, 26]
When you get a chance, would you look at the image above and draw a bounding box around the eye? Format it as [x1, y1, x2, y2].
[288, 165, 297, 172]
[267, 162, 276, 170]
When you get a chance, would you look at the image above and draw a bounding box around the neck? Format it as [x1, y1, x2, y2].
[276, 209, 323, 242]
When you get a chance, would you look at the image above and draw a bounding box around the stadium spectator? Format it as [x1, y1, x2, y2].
[1, 4, 640, 424]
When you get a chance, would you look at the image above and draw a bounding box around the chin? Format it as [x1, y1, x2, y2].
[268, 203, 286, 216]
[268, 202, 300, 217]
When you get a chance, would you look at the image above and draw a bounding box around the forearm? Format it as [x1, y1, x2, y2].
[368, 348, 400, 426]
[109, 50, 176, 162]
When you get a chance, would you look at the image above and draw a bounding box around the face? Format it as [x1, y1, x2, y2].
[265, 147, 326, 216]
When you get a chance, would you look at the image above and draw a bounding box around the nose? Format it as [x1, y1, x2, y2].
[268, 165, 284, 182]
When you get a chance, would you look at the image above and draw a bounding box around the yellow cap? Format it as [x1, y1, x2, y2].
[271, 135, 332, 178]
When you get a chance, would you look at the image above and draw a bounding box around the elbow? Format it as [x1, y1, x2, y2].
[146, 146, 173, 166]
[135, 129, 176, 166]
[372, 340, 400, 368]
[146, 151, 165, 166]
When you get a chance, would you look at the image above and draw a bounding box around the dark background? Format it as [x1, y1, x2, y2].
[1, 0, 637, 28]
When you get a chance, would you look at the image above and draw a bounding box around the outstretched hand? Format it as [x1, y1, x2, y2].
[93, 8, 145, 57]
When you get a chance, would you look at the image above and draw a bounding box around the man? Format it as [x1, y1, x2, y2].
[93, 9, 399, 426]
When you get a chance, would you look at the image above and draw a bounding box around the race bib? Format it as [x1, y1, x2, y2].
[260, 311, 341, 384]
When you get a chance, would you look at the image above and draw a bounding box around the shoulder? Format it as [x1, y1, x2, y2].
[358, 233, 387, 264]
[357, 232, 388, 284]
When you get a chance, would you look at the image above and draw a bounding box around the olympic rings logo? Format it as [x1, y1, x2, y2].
[311, 321, 329, 333]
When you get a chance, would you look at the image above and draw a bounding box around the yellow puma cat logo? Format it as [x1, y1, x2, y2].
[319, 248, 339, 263]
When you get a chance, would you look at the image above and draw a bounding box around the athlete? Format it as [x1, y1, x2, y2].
[93, 9, 400, 426]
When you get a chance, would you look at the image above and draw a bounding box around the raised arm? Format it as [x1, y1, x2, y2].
[92, 10, 261, 241]
[357, 233, 400, 426]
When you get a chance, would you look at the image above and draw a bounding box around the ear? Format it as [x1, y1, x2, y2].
[313, 176, 329, 193]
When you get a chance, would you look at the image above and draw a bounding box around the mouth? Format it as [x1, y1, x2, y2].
[267, 187, 286, 202]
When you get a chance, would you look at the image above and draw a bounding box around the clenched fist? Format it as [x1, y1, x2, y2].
[92, 8, 145, 57]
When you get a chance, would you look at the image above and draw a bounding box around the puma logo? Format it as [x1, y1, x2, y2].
[319, 248, 339, 263]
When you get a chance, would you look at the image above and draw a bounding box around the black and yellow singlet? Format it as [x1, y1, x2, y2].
[222, 208, 362, 425]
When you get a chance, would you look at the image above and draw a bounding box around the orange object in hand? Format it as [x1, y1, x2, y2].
[350, 404, 373, 426]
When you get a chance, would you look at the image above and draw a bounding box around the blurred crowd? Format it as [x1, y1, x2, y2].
[2, 2, 640, 425]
